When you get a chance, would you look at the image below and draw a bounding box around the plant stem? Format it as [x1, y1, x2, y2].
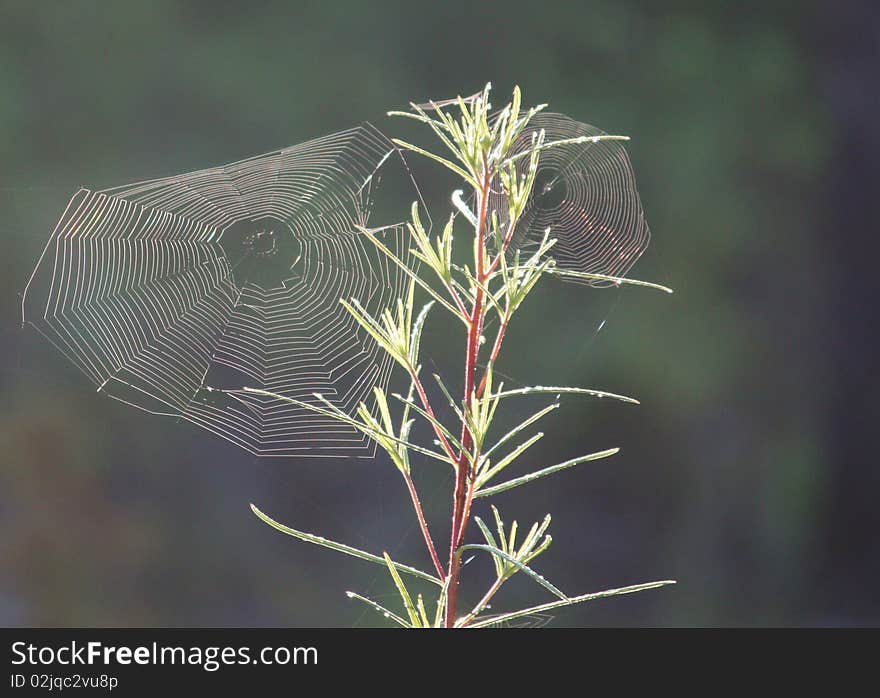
[475, 214, 520, 398]
[484, 217, 519, 279]
[457, 574, 506, 628]
[445, 162, 491, 628]
[408, 365, 458, 463]
[402, 471, 445, 579]
[476, 319, 509, 398]
[402, 367, 451, 580]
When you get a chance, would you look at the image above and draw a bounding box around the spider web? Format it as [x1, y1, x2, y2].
[490, 112, 651, 284]
[22, 123, 423, 458]
[482, 611, 554, 629]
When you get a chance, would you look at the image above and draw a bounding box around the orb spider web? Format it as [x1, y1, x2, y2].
[22, 123, 424, 458]
[489, 111, 651, 285]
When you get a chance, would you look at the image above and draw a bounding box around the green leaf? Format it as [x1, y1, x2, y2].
[457, 265, 505, 317]
[500, 134, 632, 167]
[391, 392, 466, 460]
[408, 204, 456, 288]
[516, 514, 553, 564]
[467, 580, 677, 628]
[491, 505, 507, 553]
[462, 383, 501, 453]
[476, 431, 545, 487]
[432, 374, 465, 423]
[481, 402, 559, 462]
[387, 109, 442, 125]
[231, 388, 448, 465]
[340, 298, 405, 367]
[373, 386, 395, 437]
[457, 543, 565, 599]
[383, 552, 421, 627]
[398, 381, 417, 473]
[546, 268, 674, 294]
[433, 584, 447, 629]
[405, 101, 474, 170]
[475, 448, 620, 498]
[345, 591, 410, 628]
[391, 138, 478, 188]
[416, 594, 431, 628]
[508, 518, 519, 556]
[489, 386, 640, 405]
[250, 504, 442, 586]
[356, 393, 408, 475]
[359, 226, 468, 325]
[473, 517, 503, 577]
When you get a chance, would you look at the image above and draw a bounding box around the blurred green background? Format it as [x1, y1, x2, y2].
[2, 0, 877, 627]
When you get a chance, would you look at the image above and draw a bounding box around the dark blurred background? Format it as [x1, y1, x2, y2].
[2, 0, 878, 627]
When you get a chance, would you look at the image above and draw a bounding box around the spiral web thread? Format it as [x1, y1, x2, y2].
[22, 124, 422, 458]
[490, 112, 651, 284]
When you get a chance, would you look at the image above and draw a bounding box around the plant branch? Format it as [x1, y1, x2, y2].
[456, 575, 506, 628]
[402, 471, 445, 579]
[476, 318, 509, 398]
[406, 364, 459, 464]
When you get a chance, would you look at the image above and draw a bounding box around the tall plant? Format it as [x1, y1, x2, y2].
[247, 84, 674, 628]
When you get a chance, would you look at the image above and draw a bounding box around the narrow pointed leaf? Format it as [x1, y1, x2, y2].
[475, 448, 620, 498]
[387, 109, 442, 126]
[473, 517, 502, 577]
[434, 584, 447, 629]
[417, 594, 431, 628]
[391, 138, 477, 187]
[383, 552, 421, 627]
[232, 388, 448, 464]
[501, 134, 632, 166]
[491, 505, 507, 553]
[432, 374, 466, 422]
[547, 268, 673, 294]
[467, 581, 677, 628]
[482, 402, 558, 462]
[345, 591, 410, 628]
[409, 299, 435, 365]
[359, 227, 468, 324]
[489, 386, 640, 405]
[458, 543, 566, 599]
[391, 392, 464, 455]
[477, 431, 545, 486]
[251, 504, 442, 586]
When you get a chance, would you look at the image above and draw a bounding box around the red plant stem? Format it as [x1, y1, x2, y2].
[484, 216, 520, 278]
[457, 573, 506, 628]
[402, 471, 445, 579]
[444, 279, 470, 319]
[408, 366, 457, 463]
[402, 366, 454, 580]
[474, 214, 520, 398]
[457, 477, 477, 552]
[445, 163, 491, 628]
[476, 319, 509, 398]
